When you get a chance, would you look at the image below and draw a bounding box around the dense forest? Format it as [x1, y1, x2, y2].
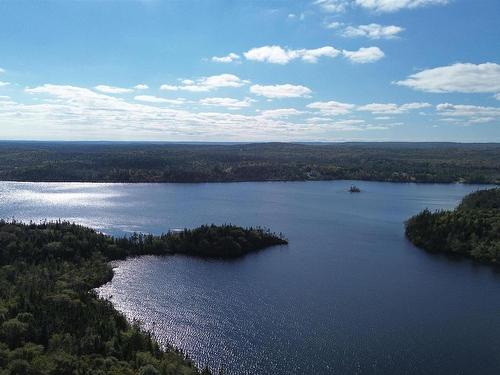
[405, 189, 500, 264]
[0, 222, 286, 374]
[0, 142, 499, 184]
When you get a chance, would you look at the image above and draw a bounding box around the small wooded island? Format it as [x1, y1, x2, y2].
[405, 188, 500, 264]
[0, 221, 286, 374]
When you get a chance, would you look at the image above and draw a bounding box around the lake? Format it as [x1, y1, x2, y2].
[1, 181, 499, 374]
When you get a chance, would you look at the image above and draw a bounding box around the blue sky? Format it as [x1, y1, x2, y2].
[0, 0, 499, 142]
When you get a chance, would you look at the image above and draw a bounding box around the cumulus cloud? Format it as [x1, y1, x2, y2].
[134, 95, 186, 104]
[12, 84, 292, 140]
[134, 84, 149, 90]
[342, 47, 385, 63]
[342, 23, 404, 39]
[199, 97, 254, 109]
[244, 45, 383, 64]
[0, 81, 10, 87]
[395, 63, 500, 94]
[0, 67, 5, 73]
[307, 100, 431, 116]
[259, 108, 303, 118]
[306, 100, 355, 115]
[326, 21, 344, 29]
[250, 84, 312, 98]
[15, 83, 363, 141]
[95, 85, 133, 94]
[309, 118, 392, 131]
[160, 74, 249, 92]
[244, 45, 340, 64]
[314, 0, 349, 12]
[354, 0, 448, 12]
[212, 53, 241, 63]
[315, 0, 448, 13]
[26, 84, 119, 102]
[160, 84, 179, 91]
[436, 103, 500, 124]
[357, 102, 431, 113]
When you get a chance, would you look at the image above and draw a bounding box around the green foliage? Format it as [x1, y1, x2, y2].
[165, 225, 287, 258]
[0, 221, 286, 373]
[405, 188, 500, 263]
[0, 142, 499, 184]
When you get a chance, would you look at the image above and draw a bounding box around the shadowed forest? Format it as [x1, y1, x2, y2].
[1, 142, 499, 184]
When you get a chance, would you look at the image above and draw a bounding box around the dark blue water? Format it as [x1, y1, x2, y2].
[1, 181, 499, 374]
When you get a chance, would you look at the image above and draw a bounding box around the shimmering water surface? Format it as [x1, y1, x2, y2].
[1, 181, 499, 374]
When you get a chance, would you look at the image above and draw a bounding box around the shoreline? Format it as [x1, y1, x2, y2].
[0, 178, 497, 186]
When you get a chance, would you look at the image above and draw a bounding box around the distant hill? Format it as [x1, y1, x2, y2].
[0, 141, 499, 184]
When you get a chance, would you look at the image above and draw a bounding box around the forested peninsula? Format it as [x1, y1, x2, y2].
[405, 188, 500, 264]
[1, 142, 499, 184]
[0, 222, 286, 374]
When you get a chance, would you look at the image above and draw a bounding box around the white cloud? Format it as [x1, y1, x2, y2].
[307, 100, 355, 115]
[134, 84, 149, 90]
[95, 85, 133, 94]
[250, 84, 312, 98]
[357, 102, 431, 113]
[259, 108, 303, 118]
[16, 83, 315, 140]
[355, 0, 448, 12]
[212, 53, 241, 63]
[342, 23, 404, 39]
[160, 74, 248, 92]
[0, 67, 5, 73]
[314, 0, 349, 12]
[436, 103, 500, 124]
[311, 118, 392, 131]
[200, 74, 248, 89]
[199, 97, 253, 109]
[395, 63, 500, 94]
[334, 119, 366, 126]
[308, 101, 431, 116]
[330, 119, 392, 131]
[1, 82, 408, 141]
[160, 84, 179, 91]
[0, 81, 10, 87]
[326, 21, 344, 29]
[342, 47, 384, 63]
[300, 47, 341, 63]
[244, 45, 383, 64]
[244, 45, 340, 64]
[495, 93, 500, 101]
[244, 45, 297, 64]
[134, 95, 186, 104]
[315, 0, 447, 13]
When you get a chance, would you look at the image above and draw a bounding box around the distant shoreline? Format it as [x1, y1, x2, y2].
[0, 178, 497, 185]
[1, 142, 499, 184]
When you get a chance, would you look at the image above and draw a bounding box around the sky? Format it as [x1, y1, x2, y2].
[0, 0, 499, 142]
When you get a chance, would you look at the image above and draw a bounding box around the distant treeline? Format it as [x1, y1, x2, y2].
[0, 142, 499, 184]
[0, 221, 286, 374]
[405, 188, 500, 264]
